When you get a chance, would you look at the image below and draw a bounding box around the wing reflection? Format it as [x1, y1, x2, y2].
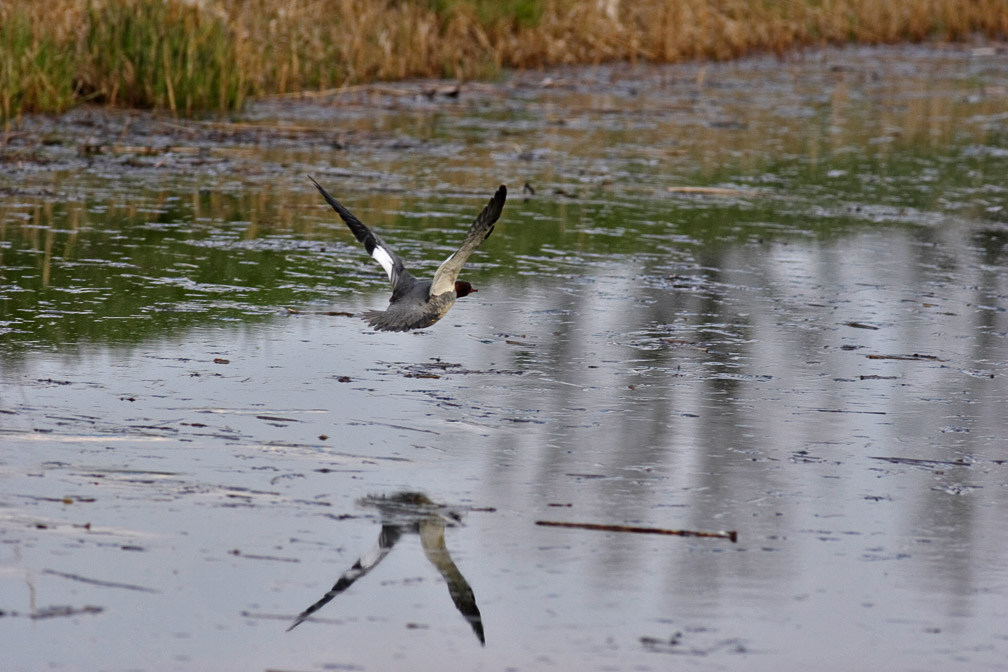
[287, 492, 484, 644]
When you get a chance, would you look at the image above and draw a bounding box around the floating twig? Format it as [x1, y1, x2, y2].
[870, 456, 970, 468]
[30, 605, 104, 620]
[866, 353, 943, 361]
[256, 415, 300, 423]
[844, 321, 879, 330]
[43, 569, 159, 593]
[285, 308, 355, 317]
[229, 549, 300, 563]
[536, 520, 737, 543]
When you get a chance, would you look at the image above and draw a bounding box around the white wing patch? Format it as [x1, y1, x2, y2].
[358, 539, 385, 569]
[371, 245, 396, 282]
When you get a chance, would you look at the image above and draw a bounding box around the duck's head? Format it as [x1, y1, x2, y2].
[454, 280, 477, 298]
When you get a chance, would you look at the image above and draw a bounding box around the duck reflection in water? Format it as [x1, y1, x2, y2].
[287, 492, 485, 644]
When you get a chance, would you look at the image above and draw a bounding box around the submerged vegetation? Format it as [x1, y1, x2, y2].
[1, 0, 1006, 121]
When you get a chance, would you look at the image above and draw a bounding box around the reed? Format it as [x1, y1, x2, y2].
[77, 0, 246, 115]
[0, 8, 76, 122]
[1, 0, 1006, 122]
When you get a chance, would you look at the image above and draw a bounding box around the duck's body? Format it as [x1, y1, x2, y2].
[309, 177, 507, 332]
[360, 277, 454, 332]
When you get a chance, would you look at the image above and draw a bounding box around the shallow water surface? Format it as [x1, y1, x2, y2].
[1, 45, 1007, 671]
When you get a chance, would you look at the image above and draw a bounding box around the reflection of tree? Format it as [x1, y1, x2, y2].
[461, 217, 1007, 605]
[287, 492, 484, 645]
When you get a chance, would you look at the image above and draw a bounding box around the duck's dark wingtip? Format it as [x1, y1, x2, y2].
[490, 184, 507, 210]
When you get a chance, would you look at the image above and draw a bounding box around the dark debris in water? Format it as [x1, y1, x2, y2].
[641, 631, 749, 656]
[381, 358, 526, 379]
[16, 605, 106, 620]
[869, 456, 972, 468]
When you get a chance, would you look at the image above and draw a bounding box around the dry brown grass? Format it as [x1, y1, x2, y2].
[2, 0, 1006, 120]
[220, 0, 1008, 91]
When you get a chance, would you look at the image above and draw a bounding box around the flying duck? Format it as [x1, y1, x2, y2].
[309, 176, 507, 332]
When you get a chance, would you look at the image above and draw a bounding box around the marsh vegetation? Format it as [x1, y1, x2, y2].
[2, 0, 1006, 121]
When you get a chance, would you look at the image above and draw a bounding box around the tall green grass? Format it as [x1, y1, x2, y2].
[0, 9, 76, 122]
[78, 0, 246, 115]
[1, 0, 1006, 123]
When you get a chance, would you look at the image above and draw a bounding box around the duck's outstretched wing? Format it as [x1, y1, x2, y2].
[429, 185, 507, 297]
[308, 175, 414, 294]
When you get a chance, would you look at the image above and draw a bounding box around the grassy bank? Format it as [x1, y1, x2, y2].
[2, 0, 1007, 122]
